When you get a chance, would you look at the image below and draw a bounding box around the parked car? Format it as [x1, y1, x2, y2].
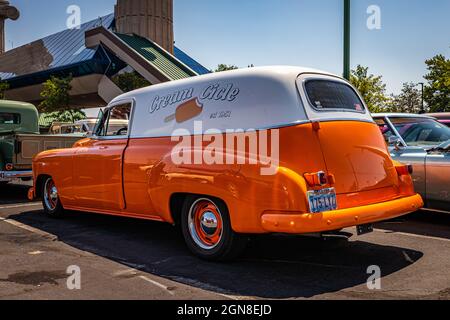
[72, 118, 128, 135]
[373, 113, 450, 213]
[29, 67, 423, 261]
[427, 112, 450, 127]
[0, 100, 83, 184]
[49, 122, 84, 135]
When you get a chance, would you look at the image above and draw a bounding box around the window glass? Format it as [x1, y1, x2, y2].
[389, 117, 450, 146]
[0, 112, 21, 125]
[375, 118, 396, 143]
[305, 80, 365, 112]
[95, 103, 131, 137]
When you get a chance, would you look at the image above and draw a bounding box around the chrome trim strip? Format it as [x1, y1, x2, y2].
[0, 171, 33, 179]
[129, 118, 375, 139]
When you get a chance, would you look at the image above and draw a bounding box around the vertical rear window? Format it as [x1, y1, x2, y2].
[305, 80, 365, 112]
[0, 112, 21, 124]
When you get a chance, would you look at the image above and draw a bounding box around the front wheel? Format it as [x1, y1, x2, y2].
[181, 196, 247, 261]
[42, 177, 65, 218]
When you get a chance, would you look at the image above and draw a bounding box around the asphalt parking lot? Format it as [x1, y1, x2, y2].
[0, 181, 449, 300]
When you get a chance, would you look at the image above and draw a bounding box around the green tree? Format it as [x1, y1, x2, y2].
[215, 64, 239, 72]
[0, 78, 9, 99]
[388, 82, 422, 114]
[112, 71, 150, 92]
[39, 75, 85, 123]
[350, 65, 389, 113]
[423, 54, 450, 112]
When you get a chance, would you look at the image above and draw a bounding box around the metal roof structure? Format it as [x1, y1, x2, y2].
[115, 33, 197, 80]
[0, 13, 210, 90]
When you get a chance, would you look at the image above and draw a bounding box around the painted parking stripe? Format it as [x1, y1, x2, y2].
[0, 217, 57, 240]
[139, 275, 176, 296]
[0, 203, 42, 210]
[375, 228, 450, 243]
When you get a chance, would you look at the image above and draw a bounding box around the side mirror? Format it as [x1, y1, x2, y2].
[388, 136, 404, 151]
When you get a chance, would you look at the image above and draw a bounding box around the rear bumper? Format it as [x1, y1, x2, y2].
[0, 170, 33, 181]
[261, 194, 423, 234]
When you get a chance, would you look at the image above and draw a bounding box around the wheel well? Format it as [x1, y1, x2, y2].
[169, 193, 229, 226]
[35, 174, 51, 198]
[169, 193, 187, 226]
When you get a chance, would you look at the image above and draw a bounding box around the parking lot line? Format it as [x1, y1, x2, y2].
[0, 203, 41, 210]
[139, 275, 176, 296]
[375, 228, 450, 243]
[0, 217, 58, 240]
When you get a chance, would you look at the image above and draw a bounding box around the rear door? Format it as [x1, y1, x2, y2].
[296, 74, 398, 196]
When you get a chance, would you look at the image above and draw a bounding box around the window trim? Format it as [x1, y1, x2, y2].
[302, 78, 367, 115]
[383, 116, 408, 147]
[0, 112, 21, 125]
[92, 98, 135, 141]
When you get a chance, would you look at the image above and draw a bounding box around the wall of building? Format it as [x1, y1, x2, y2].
[115, 0, 174, 53]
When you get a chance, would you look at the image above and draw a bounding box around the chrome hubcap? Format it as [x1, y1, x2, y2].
[188, 198, 223, 250]
[200, 211, 218, 236]
[44, 179, 58, 211]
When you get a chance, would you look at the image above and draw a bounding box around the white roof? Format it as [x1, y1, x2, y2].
[111, 66, 337, 103]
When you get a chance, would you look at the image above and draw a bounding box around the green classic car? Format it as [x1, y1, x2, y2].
[0, 100, 82, 183]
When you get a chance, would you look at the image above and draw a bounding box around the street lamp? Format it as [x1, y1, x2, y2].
[417, 82, 425, 114]
[343, 0, 351, 80]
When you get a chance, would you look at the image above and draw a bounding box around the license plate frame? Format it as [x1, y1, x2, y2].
[307, 188, 338, 214]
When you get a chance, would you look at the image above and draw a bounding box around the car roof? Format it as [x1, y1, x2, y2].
[372, 113, 436, 119]
[111, 65, 337, 103]
[427, 113, 450, 119]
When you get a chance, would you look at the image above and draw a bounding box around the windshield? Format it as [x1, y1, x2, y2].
[389, 117, 450, 147]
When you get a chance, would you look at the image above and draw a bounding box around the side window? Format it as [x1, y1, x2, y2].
[375, 118, 396, 143]
[0, 112, 21, 124]
[95, 103, 132, 137]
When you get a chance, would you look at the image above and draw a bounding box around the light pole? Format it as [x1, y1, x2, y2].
[418, 82, 425, 114]
[343, 0, 351, 80]
[0, 0, 20, 54]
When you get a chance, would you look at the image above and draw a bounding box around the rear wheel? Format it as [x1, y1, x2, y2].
[181, 196, 247, 261]
[42, 177, 64, 218]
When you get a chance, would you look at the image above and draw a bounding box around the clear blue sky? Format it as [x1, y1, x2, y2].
[4, 0, 450, 94]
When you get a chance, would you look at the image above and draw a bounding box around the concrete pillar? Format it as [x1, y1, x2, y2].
[115, 0, 174, 53]
[0, 0, 20, 54]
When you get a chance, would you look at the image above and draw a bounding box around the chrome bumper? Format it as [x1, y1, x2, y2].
[0, 170, 33, 180]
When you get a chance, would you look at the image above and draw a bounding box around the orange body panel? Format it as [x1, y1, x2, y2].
[31, 121, 422, 234]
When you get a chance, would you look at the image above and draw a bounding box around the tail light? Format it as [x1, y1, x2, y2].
[5, 163, 14, 171]
[396, 164, 413, 176]
[304, 171, 328, 187]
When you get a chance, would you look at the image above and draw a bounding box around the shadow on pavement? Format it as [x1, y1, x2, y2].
[10, 209, 423, 299]
[0, 183, 32, 205]
[375, 210, 450, 240]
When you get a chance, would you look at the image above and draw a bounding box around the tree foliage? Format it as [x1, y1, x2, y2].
[350, 65, 389, 113]
[215, 64, 239, 73]
[423, 54, 450, 113]
[39, 75, 85, 123]
[112, 71, 150, 92]
[0, 78, 9, 100]
[388, 82, 423, 114]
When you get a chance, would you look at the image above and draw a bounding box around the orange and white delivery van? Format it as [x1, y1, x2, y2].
[29, 66, 423, 261]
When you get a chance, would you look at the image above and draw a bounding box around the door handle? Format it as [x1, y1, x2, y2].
[99, 146, 108, 150]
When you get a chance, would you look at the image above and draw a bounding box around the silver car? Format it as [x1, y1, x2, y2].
[373, 114, 450, 213]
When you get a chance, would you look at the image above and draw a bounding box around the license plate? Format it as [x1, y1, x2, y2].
[357, 224, 374, 236]
[307, 188, 338, 213]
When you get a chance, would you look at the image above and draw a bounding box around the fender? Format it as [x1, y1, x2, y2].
[148, 149, 310, 233]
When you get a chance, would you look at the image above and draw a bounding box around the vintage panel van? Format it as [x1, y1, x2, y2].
[30, 66, 423, 261]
